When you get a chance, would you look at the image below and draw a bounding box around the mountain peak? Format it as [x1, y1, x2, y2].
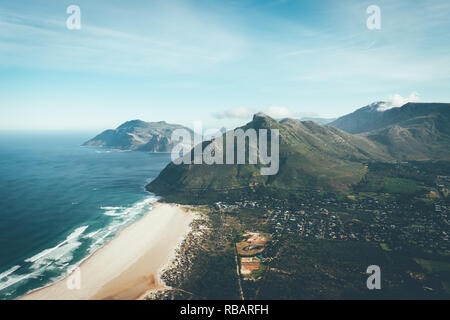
[356, 101, 389, 113]
[117, 119, 148, 130]
[250, 112, 279, 129]
[253, 112, 271, 120]
[368, 101, 388, 111]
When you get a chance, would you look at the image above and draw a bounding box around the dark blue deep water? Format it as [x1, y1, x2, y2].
[0, 132, 171, 299]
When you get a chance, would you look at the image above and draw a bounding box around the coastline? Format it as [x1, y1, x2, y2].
[20, 202, 196, 300]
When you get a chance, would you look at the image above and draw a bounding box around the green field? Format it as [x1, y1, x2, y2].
[357, 174, 424, 194]
[414, 258, 450, 273]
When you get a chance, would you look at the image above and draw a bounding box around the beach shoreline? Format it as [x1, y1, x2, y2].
[20, 202, 196, 300]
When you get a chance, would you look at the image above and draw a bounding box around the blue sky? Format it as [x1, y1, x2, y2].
[0, 0, 449, 131]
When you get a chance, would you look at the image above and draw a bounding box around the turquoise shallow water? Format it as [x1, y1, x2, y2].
[0, 132, 171, 299]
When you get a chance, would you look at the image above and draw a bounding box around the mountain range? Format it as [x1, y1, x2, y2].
[297, 117, 337, 125]
[330, 102, 450, 160]
[146, 102, 450, 202]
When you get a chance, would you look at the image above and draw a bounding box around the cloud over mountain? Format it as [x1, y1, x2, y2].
[377, 92, 421, 111]
[213, 106, 295, 119]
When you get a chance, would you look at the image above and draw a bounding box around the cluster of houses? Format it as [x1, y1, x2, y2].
[215, 188, 450, 254]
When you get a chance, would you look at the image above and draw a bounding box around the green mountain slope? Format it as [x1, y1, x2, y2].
[329, 102, 450, 134]
[147, 103, 450, 202]
[330, 103, 450, 160]
[146, 113, 391, 201]
[297, 117, 337, 125]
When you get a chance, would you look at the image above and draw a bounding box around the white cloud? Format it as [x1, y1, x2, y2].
[213, 106, 296, 119]
[388, 92, 421, 107]
[0, 2, 246, 73]
[377, 92, 421, 111]
[265, 106, 293, 118]
[213, 106, 254, 119]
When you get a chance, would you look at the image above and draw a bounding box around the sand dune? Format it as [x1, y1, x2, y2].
[21, 203, 195, 300]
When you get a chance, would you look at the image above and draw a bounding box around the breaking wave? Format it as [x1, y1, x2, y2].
[0, 195, 159, 297]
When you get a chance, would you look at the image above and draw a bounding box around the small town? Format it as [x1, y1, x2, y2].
[214, 189, 450, 254]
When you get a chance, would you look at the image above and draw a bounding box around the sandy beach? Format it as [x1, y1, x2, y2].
[21, 203, 195, 300]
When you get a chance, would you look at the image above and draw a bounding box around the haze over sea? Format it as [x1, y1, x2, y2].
[0, 132, 171, 299]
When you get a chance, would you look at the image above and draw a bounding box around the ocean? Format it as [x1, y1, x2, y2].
[0, 132, 171, 299]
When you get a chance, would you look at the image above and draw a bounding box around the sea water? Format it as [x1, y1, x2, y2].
[0, 132, 171, 299]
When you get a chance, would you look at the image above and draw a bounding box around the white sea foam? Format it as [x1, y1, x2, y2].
[0, 226, 90, 293]
[0, 196, 159, 295]
[103, 210, 123, 217]
[100, 197, 157, 217]
[0, 271, 35, 291]
[83, 230, 100, 239]
[25, 226, 89, 264]
[100, 206, 124, 210]
[65, 226, 89, 242]
[0, 265, 21, 281]
[91, 196, 159, 250]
